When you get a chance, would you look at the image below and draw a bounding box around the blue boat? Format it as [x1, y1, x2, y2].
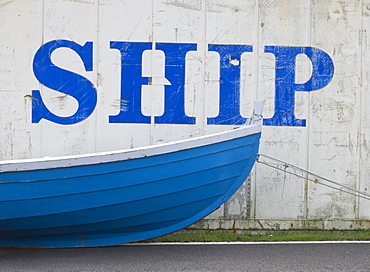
[0, 101, 264, 248]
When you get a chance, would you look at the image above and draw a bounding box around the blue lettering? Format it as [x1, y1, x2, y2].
[155, 43, 197, 124]
[32, 40, 96, 125]
[207, 44, 253, 125]
[263, 46, 334, 127]
[109, 42, 152, 124]
[31, 41, 335, 127]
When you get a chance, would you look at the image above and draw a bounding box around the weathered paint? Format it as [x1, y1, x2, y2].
[0, 0, 369, 230]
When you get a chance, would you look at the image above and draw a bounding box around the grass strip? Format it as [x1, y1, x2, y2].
[146, 230, 370, 243]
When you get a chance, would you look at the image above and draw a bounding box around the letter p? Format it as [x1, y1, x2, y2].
[263, 46, 334, 127]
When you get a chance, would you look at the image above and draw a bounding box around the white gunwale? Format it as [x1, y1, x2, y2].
[0, 123, 261, 172]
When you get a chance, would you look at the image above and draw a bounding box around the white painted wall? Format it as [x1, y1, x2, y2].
[1, 0, 369, 229]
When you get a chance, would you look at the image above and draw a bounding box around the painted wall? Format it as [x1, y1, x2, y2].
[0, 0, 368, 230]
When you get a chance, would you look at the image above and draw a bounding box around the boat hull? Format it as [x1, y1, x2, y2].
[0, 128, 261, 248]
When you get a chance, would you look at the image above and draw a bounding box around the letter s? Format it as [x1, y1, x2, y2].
[32, 40, 96, 124]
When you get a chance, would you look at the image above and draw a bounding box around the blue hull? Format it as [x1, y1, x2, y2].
[0, 127, 261, 248]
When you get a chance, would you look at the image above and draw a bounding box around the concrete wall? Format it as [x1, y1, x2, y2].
[1, 0, 369, 230]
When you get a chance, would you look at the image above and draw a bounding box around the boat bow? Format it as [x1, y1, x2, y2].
[0, 101, 264, 248]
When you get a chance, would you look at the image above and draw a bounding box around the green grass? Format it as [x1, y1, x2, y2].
[145, 230, 370, 243]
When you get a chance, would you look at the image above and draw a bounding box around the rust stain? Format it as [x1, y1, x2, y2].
[165, 0, 201, 11]
[0, 0, 14, 8]
[23, 95, 37, 100]
[67, 0, 95, 4]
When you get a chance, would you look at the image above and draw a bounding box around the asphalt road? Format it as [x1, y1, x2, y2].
[0, 242, 369, 272]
